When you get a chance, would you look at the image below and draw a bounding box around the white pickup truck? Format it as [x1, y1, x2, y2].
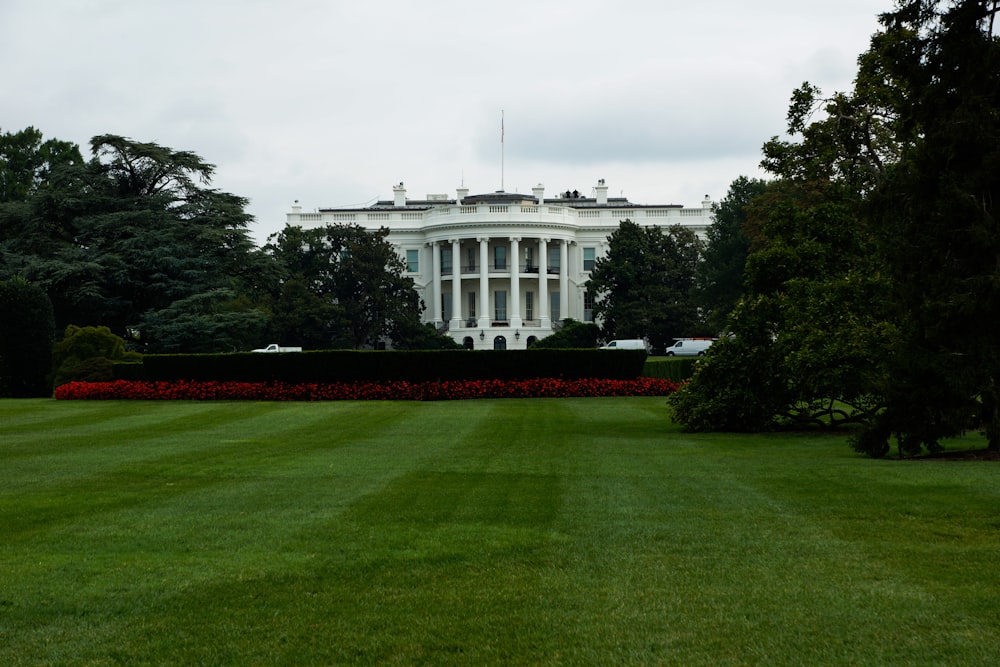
[252, 344, 303, 353]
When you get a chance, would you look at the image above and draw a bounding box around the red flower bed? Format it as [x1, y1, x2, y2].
[54, 378, 678, 401]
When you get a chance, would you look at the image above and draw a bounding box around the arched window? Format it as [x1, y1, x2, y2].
[494, 335, 507, 350]
[462, 336, 474, 350]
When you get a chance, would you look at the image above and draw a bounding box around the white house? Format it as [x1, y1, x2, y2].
[286, 180, 713, 350]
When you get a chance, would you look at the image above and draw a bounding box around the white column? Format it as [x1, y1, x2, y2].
[509, 236, 521, 328]
[450, 239, 462, 329]
[430, 241, 442, 324]
[560, 240, 569, 322]
[539, 237, 550, 328]
[478, 237, 489, 329]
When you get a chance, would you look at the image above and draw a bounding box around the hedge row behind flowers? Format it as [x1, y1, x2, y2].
[55, 377, 679, 401]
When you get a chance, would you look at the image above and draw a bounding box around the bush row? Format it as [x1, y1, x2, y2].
[55, 377, 679, 401]
[134, 349, 649, 383]
[641, 357, 701, 382]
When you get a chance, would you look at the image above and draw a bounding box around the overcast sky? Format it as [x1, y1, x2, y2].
[2, 0, 890, 243]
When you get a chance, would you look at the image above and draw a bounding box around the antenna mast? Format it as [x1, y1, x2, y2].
[501, 109, 505, 192]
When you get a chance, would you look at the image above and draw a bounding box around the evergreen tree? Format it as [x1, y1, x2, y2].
[696, 176, 768, 333]
[264, 224, 428, 349]
[586, 220, 702, 353]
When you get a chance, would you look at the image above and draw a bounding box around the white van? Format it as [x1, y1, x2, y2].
[664, 338, 715, 356]
[600, 339, 650, 352]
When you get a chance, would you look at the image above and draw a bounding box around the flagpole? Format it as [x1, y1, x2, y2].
[501, 109, 505, 192]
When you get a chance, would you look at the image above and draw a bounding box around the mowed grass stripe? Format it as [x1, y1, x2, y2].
[1, 398, 998, 665]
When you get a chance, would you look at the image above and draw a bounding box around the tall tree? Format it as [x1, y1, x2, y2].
[670, 180, 892, 432]
[264, 224, 428, 349]
[0, 132, 273, 352]
[673, 0, 1000, 456]
[695, 176, 769, 332]
[860, 0, 1000, 455]
[0, 126, 83, 203]
[586, 220, 702, 353]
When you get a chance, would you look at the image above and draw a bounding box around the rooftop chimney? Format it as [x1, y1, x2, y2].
[532, 183, 545, 202]
[702, 194, 712, 209]
[595, 179, 609, 205]
[457, 186, 469, 204]
[393, 182, 406, 207]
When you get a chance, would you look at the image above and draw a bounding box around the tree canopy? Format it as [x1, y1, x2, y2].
[586, 220, 702, 353]
[0, 127, 83, 204]
[263, 224, 447, 350]
[0, 133, 273, 352]
[1, 129, 447, 354]
[695, 176, 769, 333]
[671, 0, 1000, 456]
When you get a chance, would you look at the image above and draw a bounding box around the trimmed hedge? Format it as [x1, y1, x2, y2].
[135, 349, 648, 384]
[642, 357, 700, 382]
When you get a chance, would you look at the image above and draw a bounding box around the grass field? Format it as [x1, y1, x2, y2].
[2, 398, 998, 666]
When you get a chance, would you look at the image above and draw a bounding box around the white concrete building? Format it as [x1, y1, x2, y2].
[286, 180, 713, 350]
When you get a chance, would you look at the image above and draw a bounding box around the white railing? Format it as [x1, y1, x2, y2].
[296, 203, 710, 227]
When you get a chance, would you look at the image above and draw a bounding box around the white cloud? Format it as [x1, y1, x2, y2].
[0, 0, 889, 242]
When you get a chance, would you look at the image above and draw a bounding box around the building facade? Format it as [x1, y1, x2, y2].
[286, 180, 713, 350]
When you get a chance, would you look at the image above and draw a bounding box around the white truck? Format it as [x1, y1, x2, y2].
[252, 344, 303, 353]
[600, 339, 651, 352]
[664, 338, 715, 356]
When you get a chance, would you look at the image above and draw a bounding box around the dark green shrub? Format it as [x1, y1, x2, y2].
[529, 320, 601, 349]
[0, 277, 55, 397]
[51, 325, 141, 388]
[643, 357, 699, 382]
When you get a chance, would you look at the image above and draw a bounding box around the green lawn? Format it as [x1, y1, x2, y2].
[1, 398, 998, 666]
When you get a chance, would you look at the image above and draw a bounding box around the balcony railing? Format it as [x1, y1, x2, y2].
[447, 264, 561, 275]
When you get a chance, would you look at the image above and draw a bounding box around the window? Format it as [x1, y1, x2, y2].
[494, 290, 507, 321]
[468, 292, 476, 318]
[442, 293, 452, 320]
[524, 246, 535, 272]
[584, 290, 594, 322]
[550, 292, 560, 321]
[406, 249, 419, 273]
[583, 247, 596, 271]
[467, 247, 476, 272]
[494, 245, 507, 270]
[548, 246, 560, 274]
[441, 246, 452, 275]
[525, 291, 534, 321]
